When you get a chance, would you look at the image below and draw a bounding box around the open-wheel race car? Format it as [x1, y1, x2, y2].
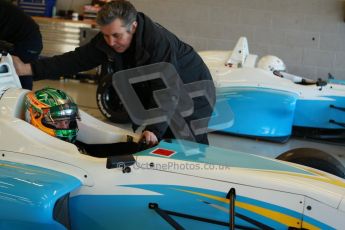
[1, 41, 345, 229]
[203, 37, 345, 143]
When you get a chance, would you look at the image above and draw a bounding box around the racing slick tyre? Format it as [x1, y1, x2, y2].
[96, 74, 130, 124]
[277, 148, 345, 178]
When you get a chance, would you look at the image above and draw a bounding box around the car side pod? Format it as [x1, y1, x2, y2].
[330, 104, 345, 128]
[148, 188, 237, 230]
[210, 87, 297, 142]
[0, 160, 81, 230]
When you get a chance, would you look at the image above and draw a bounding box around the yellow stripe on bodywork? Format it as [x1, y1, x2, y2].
[287, 163, 345, 188]
[246, 165, 345, 189]
[302, 222, 321, 230]
[175, 188, 319, 229]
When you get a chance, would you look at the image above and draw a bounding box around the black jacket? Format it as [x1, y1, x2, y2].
[0, 0, 42, 62]
[32, 12, 214, 141]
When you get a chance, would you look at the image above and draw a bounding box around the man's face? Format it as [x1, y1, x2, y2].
[53, 119, 70, 129]
[100, 19, 137, 53]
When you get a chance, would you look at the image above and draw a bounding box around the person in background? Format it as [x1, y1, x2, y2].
[13, 0, 215, 146]
[0, 0, 43, 90]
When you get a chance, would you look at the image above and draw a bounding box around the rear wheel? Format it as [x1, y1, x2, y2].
[277, 148, 345, 178]
[96, 75, 130, 124]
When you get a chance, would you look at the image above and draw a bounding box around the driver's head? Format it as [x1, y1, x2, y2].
[25, 87, 80, 143]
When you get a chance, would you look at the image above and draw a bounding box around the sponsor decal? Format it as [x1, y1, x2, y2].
[150, 148, 176, 157]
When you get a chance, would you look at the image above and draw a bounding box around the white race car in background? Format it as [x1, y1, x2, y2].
[203, 37, 345, 143]
[1, 42, 345, 229]
[201, 37, 345, 179]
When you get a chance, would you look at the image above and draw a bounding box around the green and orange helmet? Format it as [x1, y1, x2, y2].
[25, 87, 80, 143]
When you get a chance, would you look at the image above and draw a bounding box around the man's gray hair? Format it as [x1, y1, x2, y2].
[96, 0, 137, 30]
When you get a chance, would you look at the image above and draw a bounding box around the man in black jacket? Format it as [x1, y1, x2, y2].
[14, 0, 215, 146]
[0, 0, 42, 90]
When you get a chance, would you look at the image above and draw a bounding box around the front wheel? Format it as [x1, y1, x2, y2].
[96, 75, 130, 124]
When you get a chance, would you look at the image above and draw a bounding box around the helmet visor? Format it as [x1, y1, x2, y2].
[42, 102, 80, 130]
[48, 103, 80, 120]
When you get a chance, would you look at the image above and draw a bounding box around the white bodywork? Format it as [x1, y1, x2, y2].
[200, 37, 345, 99]
[202, 51, 345, 101]
[1, 48, 345, 229]
[1, 96, 345, 228]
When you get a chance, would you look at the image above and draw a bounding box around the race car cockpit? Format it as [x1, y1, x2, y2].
[0, 40, 142, 158]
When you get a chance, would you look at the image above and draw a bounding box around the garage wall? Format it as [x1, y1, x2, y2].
[57, 0, 345, 80]
[55, 0, 90, 14]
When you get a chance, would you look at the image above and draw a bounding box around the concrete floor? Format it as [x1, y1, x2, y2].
[34, 79, 345, 160]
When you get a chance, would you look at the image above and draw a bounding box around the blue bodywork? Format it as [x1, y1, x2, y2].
[210, 87, 298, 142]
[68, 140, 328, 229]
[137, 140, 313, 175]
[294, 95, 345, 129]
[69, 184, 332, 230]
[0, 140, 338, 229]
[328, 78, 345, 86]
[210, 85, 345, 142]
[0, 160, 81, 230]
[68, 185, 276, 229]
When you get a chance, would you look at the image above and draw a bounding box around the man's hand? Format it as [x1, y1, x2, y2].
[141, 130, 158, 147]
[12, 56, 33, 76]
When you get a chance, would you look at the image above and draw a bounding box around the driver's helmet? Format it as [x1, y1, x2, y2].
[257, 55, 286, 73]
[25, 87, 80, 143]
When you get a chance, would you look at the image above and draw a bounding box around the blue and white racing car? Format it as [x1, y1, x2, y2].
[203, 37, 345, 143]
[1, 41, 345, 229]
